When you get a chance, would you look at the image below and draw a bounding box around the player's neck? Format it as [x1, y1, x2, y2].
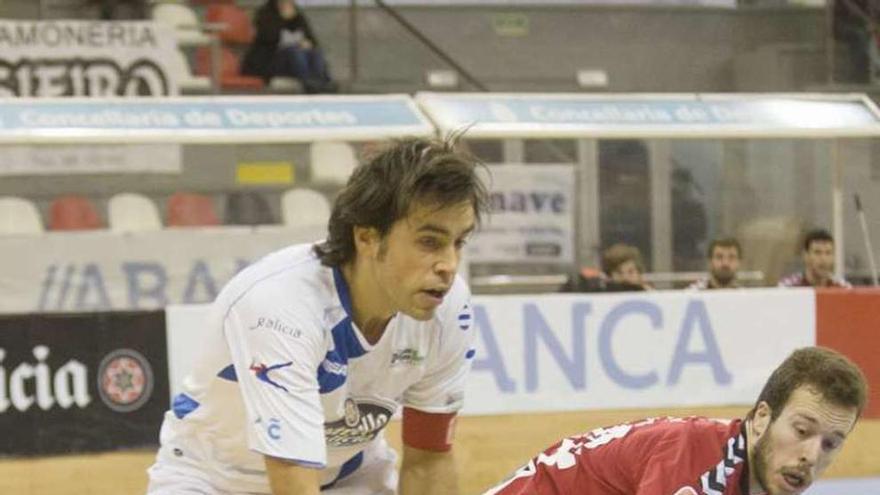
[805, 270, 828, 287]
[709, 277, 733, 289]
[341, 261, 393, 345]
[744, 420, 768, 495]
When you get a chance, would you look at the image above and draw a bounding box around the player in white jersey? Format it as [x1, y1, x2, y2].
[147, 136, 489, 495]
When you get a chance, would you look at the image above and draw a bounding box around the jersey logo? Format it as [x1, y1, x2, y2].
[458, 304, 472, 330]
[250, 361, 293, 392]
[698, 432, 746, 495]
[325, 397, 395, 448]
[673, 488, 698, 495]
[391, 348, 424, 366]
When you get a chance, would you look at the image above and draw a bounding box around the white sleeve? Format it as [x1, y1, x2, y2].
[223, 294, 328, 467]
[402, 276, 476, 413]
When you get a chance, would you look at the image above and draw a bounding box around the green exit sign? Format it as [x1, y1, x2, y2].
[492, 13, 529, 37]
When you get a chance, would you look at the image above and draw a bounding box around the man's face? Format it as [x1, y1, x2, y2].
[362, 200, 475, 321]
[803, 240, 835, 283]
[611, 260, 642, 286]
[277, 0, 296, 18]
[709, 245, 740, 286]
[751, 386, 857, 495]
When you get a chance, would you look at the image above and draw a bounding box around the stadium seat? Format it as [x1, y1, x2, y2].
[281, 189, 331, 228]
[195, 46, 264, 91]
[167, 192, 220, 227]
[171, 49, 212, 93]
[151, 2, 213, 46]
[0, 196, 44, 235]
[108, 193, 163, 232]
[49, 195, 102, 231]
[309, 141, 358, 185]
[204, 4, 254, 45]
[225, 191, 276, 226]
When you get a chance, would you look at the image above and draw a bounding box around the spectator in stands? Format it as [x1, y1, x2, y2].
[778, 228, 851, 288]
[242, 0, 337, 94]
[602, 243, 650, 291]
[687, 237, 742, 290]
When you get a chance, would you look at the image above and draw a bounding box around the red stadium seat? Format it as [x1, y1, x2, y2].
[205, 4, 254, 45]
[49, 195, 102, 231]
[195, 46, 264, 91]
[166, 192, 220, 227]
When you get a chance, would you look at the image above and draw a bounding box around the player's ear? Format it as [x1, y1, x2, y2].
[752, 401, 772, 439]
[353, 226, 380, 258]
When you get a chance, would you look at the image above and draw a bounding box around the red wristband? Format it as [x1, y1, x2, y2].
[402, 407, 457, 452]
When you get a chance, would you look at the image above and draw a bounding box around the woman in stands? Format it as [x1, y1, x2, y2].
[243, 0, 337, 94]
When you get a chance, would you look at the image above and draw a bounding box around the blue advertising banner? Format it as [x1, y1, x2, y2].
[0, 95, 434, 143]
[417, 93, 880, 138]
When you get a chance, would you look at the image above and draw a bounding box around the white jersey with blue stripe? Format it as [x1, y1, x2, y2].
[155, 243, 476, 493]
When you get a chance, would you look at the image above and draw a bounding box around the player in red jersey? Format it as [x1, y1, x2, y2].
[484, 347, 867, 495]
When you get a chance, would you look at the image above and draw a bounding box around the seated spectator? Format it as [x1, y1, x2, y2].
[778, 228, 851, 288]
[242, 0, 337, 94]
[687, 237, 742, 290]
[602, 243, 650, 292]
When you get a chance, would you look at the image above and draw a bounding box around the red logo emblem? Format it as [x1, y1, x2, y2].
[97, 349, 154, 413]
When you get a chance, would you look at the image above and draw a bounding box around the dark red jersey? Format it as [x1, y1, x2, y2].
[484, 417, 750, 495]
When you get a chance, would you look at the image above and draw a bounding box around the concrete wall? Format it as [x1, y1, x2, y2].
[306, 5, 827, 92]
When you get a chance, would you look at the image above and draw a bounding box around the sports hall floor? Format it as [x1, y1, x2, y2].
[2, 407, 878, 494]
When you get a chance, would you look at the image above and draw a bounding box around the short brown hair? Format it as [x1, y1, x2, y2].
[747, 346, 867, 421]
[602, 243, 644, 275]
[313, 135, 489, 267]
[803, 228, 834, 252]
[707, 237, 742, 259]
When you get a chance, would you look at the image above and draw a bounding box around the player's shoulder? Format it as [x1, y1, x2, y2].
[624, 416, 735, 447]
[217, 242, 332, 323]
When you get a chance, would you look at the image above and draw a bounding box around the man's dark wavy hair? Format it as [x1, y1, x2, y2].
[313, 135, 489, 267]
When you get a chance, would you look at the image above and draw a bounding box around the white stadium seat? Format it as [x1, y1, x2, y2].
[309, 141, 358, 185]
[171, 49, 212, 93]
[152, 2, 213, 47]
[0, 196, 44, 234]
[108, 193, 163, 232]
[281, 188, 331, 228]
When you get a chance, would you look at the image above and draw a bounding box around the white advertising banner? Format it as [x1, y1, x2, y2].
[165, 288, 816, 413]
[463, 289, 815, 414]
[0, 143, 181, 175]
[467, 164, 575, 263]
[0, 226, 325, 314]
[0, 20, 182, 97]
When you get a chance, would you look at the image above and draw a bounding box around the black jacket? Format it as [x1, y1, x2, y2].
[242, 1, 320, 81]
